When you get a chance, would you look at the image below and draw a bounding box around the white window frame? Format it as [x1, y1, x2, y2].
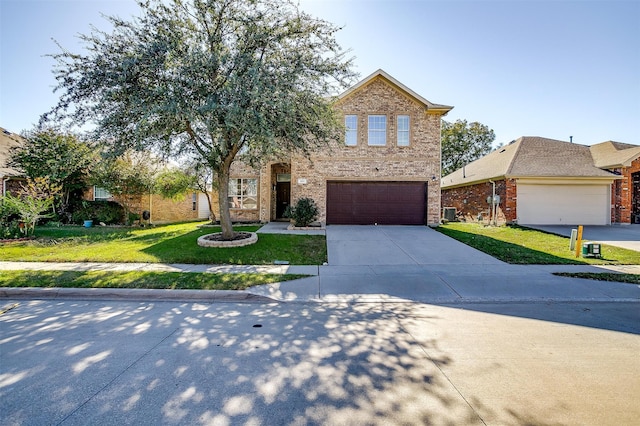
[368, 115, 387, 146]
[345, 115, 357, 146]
[94, 186, 112, 201]
[228, 178, 258, 210]
[397, 115, 410, 146]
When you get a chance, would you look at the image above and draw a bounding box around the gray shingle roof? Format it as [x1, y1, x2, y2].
[441, 136, 621, 189]
[0, 127, 24, 177]
[590, 140, 640, 168]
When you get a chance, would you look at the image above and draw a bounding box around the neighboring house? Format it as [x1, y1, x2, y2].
[224, 69, 453, 226]
[0, 127, 207, 224]
[0, 127, 25, 196]
[86, 185, 210, 224]
[441, 136, 640, 226]
[590, 141, 640, 224]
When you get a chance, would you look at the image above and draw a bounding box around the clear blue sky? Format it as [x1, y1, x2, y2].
[1, 0, 639, 146]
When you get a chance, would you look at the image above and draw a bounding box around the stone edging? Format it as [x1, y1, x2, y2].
[197, 232, 258, 248]
[287, 224, 325, 231]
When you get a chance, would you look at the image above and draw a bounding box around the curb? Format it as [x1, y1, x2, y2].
[0, 287, 277, 303]
[2, 287, 638, 305]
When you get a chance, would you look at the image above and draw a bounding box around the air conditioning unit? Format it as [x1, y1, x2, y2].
[443, 207, 456, 222]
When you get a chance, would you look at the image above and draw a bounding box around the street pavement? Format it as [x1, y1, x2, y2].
[1, 299, 638, 425]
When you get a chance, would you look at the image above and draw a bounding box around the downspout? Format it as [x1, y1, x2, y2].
[489, 179, 496, 226]
[2, 177, 9, 197]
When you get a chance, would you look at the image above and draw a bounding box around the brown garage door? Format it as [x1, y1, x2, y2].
[326, 181, 427, 225]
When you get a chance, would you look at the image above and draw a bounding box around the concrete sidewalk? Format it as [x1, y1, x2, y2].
[1, 221, 638, 304]
[1, 261, 638, 303]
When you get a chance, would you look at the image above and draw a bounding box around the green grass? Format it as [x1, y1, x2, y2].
[553, 272, 640, 285]
[436, 223, 640, 265]
[0, 270, 309, 290]
[0, 222, 327, 265]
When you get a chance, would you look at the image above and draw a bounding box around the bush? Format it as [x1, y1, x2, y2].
[70, 200, 125, 225]
[0, 201, 23, 239]
[0, 221, 24, 239]
[284, 197, 319, 227]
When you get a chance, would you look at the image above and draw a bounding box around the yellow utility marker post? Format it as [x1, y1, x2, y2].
[575, 225, 583, 257]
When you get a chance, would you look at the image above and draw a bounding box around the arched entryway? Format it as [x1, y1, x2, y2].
[270, 163, 291, 221]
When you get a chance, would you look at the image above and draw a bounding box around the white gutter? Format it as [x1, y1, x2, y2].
[2, 176, 9, 197]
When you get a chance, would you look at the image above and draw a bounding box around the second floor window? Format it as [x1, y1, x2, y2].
[345, 115, 357, 146]
[397, 115, 410, 146]
[368, 115, 386, 146]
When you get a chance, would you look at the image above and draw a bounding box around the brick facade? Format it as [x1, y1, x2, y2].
[84, 187, 201, 224]
[149, 193, 199, 223]
[610, 157, 640, 224]
[441, 179, 516, 224]
[228, 74, 446, 226]
[2, 177, 25, 196]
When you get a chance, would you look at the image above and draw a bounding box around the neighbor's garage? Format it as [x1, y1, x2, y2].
[326, 181, 427, 225]
[516, 183, 610, 225]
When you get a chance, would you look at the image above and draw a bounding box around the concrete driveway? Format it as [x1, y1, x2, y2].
[326, 225, 502, 266]
[527, 224, 640, 252]
[300, 225, 640, 303]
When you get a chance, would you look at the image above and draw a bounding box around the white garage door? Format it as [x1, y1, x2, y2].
[517, 184, 610, 225]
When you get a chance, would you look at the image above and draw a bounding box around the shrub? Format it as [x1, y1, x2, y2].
[1, 178, 56, 236]
[70, 200, 125, 225]
[284, 197, 319, 227]
[0, 200, 20, 239]
[0, 221, 24, 239]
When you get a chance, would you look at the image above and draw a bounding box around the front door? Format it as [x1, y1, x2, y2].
[276, 181, 291, 219]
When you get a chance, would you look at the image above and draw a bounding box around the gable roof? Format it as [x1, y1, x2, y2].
[337, 69, 453, 115]
[589, 140, 640, 168]
[0, 127, 24, 177]
[442, 136, 619, 189]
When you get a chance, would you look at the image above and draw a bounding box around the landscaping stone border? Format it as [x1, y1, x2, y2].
[287, 222, 325, 231]
[197, 232, 258, 248]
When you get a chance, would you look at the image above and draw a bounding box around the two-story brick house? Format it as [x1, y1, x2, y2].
[224, 69, 453, 226]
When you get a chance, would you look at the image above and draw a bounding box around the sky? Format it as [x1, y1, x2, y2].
[1, 0, 639, 147]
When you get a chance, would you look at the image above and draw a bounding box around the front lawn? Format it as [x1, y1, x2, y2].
[0, 270, 307, 290]
[436, 223, 640, 265]
[0, 222, 327, 265]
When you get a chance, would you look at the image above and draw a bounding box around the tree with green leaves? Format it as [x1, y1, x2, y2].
[441, 119, 496, 176]
[45, 0, 355, 239]
[2, 177, 59, 236]
[154, 168, 197, 201]
[9, 128, 95, 220]
[93, 152, 159, 224]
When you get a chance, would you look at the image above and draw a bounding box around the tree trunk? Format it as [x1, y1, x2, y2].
[216, 165, 235, 240]
[204, 192, 216, 223]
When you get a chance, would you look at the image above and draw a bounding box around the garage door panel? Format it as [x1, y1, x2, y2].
[327, 181, 426, 225]
[518, 184, 609, 225]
